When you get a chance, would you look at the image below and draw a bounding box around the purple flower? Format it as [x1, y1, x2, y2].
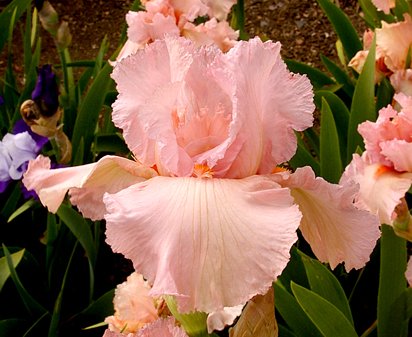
[32, 65, 59, 117]
[0, 120, 49, 196]
[13, 119, 48, 150]
[0, 96, 4, 106]
[0, 132, 38, 192]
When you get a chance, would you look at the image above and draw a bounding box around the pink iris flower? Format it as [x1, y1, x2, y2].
[113, 0, 238, 65]
[349, 14, 412, 91]
[105, 273, 160, 334]
[23, 37, 379, 314]
[341, 93, 412, 225]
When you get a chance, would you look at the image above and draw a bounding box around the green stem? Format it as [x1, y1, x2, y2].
[377, 225, 408, 337]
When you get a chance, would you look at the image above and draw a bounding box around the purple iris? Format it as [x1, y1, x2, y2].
[32, 65, 59, 117]
[0, 120, 48, 196]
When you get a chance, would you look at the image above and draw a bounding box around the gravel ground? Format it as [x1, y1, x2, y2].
[2, 0, 367, 75]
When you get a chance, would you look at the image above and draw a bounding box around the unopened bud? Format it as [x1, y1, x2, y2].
[38, 1, 59, 36]
[56, 21, 72, 49]
[32, 65, 59, 117]
[393, 198, 412, 242]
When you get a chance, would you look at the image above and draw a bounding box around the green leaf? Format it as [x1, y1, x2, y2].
[7, 199, 37, 223]
[48, 242, 78, 337]
[358, 0, 382, 28]
[320, 54, 354, 97]
[377, 225, 409, 337]
[304, 128, 320, 158]
[0, 248, 25, 291]
[406, 288, 412, 320]
[230, 0, 247, 40]
[94, 134, 129, 154]
[274, 281, 323, 337]
[376, 77, 394, 111]
[316, 0, 362, 60]
[23, 8, 32, 77]
[289, 137, 320, 176]
[2, 244, 47, 316]
[291, 282, 358, 337]
[0, 319, 27, 336]
[320, 98, 342, 183]
[0, 0, 32, 52]
[12, 38, 41, 124]
[347, 38, 376, 161]
[56, 204, 97, 266]
[46, 213, 59, 272]
[1, 183, 21, 219]
[71, 63, 113, 163]
[80, 289, 115, 318]
[315, 90, 349, 163]
[165, 296, 208, 337]
[298, 252, 353, 324]
[285, 59, 335, 89]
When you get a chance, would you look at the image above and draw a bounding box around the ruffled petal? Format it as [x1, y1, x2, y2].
[105, 175, 301, 313]
[111, 38, 197, 167]
[274, 166, 380, 271]
[126, 10, 179, 46]
[207, 305, 243, 333]
[105, 272, 159, 333]
[341, 153, 412, 225]
[215, 37, 314, 177]
[376, 14, 412, 71]
[380, 139, 412, 172]
[203, 0, 237, 21]
[22, 155, 157, 220]
[390, 69, 412, 96]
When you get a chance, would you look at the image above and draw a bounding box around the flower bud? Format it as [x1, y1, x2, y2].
[393, 198, 412, 241]
[56, 21, 72, 49]
[38, 1, 59, 36]
[31, 65, 59, 117]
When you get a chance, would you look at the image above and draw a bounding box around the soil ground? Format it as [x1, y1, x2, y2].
[1, 0, 366, 76]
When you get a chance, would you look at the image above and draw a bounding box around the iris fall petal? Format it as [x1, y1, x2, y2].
[104, 175, 301, 313]
[274, 166, 380, 271]
[23, 155, 157, 219]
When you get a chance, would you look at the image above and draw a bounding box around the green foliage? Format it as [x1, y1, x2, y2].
[320, 98, 343, 183]
[291, 282, 358, 337]
[316, 0, 362, 60]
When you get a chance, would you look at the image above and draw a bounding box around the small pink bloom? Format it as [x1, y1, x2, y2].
[376, 14, 412, 72]
[371, 0, 395, 14]
[105, 273, 159, 333]
[340, 153, 412, 225]
[273, 167, 380, 271]
[182, 18, 238, 52]
[348, 30, 389, 83]
[358, 93, 412, 172]
[390, 69, 412, 96]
